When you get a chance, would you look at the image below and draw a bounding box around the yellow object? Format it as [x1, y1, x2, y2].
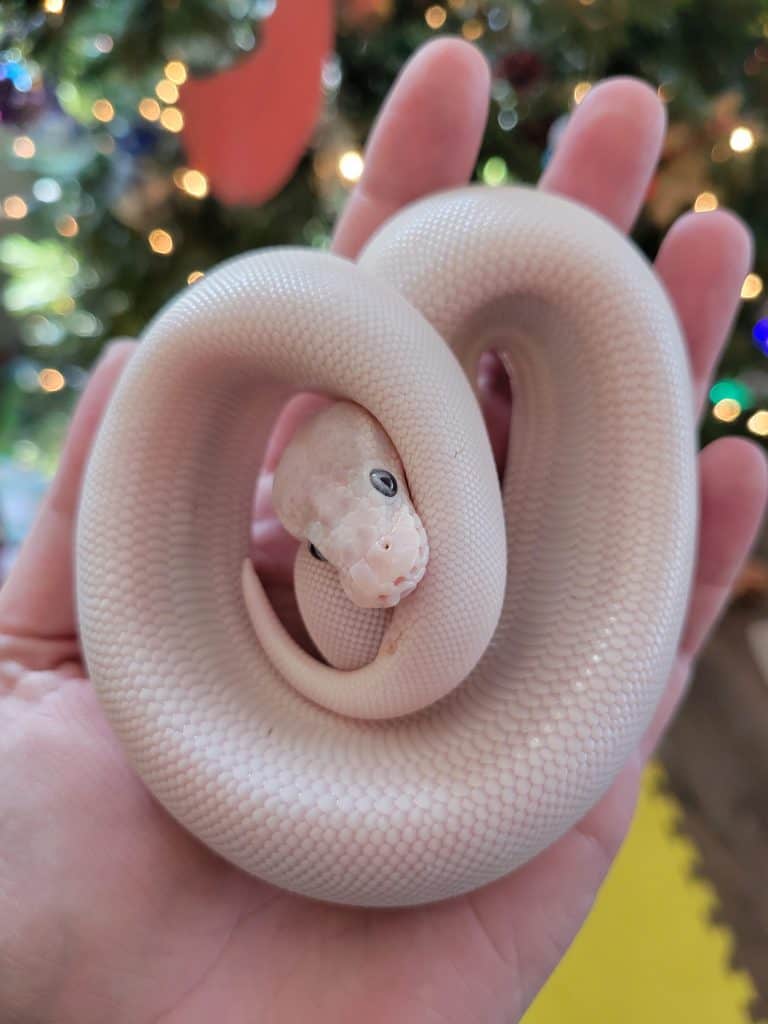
[525, 764, 763, 1024]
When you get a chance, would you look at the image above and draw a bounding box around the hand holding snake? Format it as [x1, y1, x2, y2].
[1, 41, 764, 1024]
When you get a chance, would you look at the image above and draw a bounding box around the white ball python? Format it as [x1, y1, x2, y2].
[77, 186, 697, 907]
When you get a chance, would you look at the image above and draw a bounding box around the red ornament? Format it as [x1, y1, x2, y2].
[496, 51, 545, 91]
[180, 0, 333, 206]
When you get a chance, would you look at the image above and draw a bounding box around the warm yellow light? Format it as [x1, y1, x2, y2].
[148, 228, 174, 255]
[91, 98, 115, 123]
[3, 195, 28, 219]
[461, 18, 484, 40]
[187, 270, 205, 284]
[729, 125, 756, 153]
[38, 368, 65, 393]
[138, 97, 161, 121]
[579, 0, 596, 5]
[164, 60, 188, 85]
[573, 81, 593, 104]
[694, 191, 719, 213]
[748, 410, 768, 436]
[338, 149, 364, 183]
[178, 168, 209, 198]
[160, 106, 184, 133]
[43, 0, 65, 12]
[56, 214, 79, 237]
[712, 397, 741, 422]
[12, 135, 36, 159]
[155, 79, 179, 105]
[742, 273, 764, 300]
[424, 5, 447, 29]
[52, 295, 75, 314]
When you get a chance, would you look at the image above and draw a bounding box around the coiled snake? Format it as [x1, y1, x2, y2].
[77, 187, 697, 907]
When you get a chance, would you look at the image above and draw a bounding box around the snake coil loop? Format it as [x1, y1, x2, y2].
[77, 187, 696, 907]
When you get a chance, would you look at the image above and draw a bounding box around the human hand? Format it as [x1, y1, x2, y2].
[1, 39, 765, 1024]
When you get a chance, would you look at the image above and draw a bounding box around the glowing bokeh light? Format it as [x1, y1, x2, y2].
[742, 273, 764, 300]
[573, 81, 593, 104]
[12, 136, 35, 159]
[148, 228, 174, 255]
[482, 156, 508, 187]
[91, 98, 115, 123]
[160, 107, 184, 132]
[139, 97, 161, 121]
[730, 126, 756, 153]
[38, 368, 65, 393]
[3, 195, 28, 219]
[338, 150, 364, 183]
[424, 5, 447, 29]
[155, 79, 179, 105]
[694, 191, 718, 213]
[712, 398, 741, 423]
[165, 61, 188, 85]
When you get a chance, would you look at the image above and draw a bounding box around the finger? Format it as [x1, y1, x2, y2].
[332, 37, 490, 259]
[0, 341, 137, 638]
[655, 209, 753, 416]
[540, 77, 666, 232]
[639, 436, 768, 760]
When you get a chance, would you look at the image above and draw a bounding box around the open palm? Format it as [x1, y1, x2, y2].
[1, 40, 765, 1024]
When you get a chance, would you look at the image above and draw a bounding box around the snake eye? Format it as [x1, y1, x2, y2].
[308, 542, 327, 562]
[370, 469, 398, 498]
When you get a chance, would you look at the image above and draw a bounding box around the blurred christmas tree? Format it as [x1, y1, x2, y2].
[2, 0, 768, 492]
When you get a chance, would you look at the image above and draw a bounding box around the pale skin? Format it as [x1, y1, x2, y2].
[1, 39, 766, 1024]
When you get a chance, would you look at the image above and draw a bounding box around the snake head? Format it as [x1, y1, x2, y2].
[272, 401, 429, 609]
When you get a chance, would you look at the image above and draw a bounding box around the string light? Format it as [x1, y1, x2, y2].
[729, 126, 756, 153]
[91, 98, 115, 123]
[93, 34, 114, 54]
[165, 60, 188, 85]
[33, 178, 62, 203]
[187, 270, 205, 284]
[424, 5, 447, 29]
[38, 368, 65, 393]
[709, 379, 753, 408]
[482, 156, 508, 187]
[43, 0, 65, 12]
[748, 410, 768, 436]
[175, 168, 209, 198]
[138, 97, 161, 121]
[754, 318, 768, 354]
[12, 136, 36, 159]
[742, 273, 764, 300]
[160, 107, 184, 132]
[462, 18, 484, 40]
[3, 195, 28, 219]
[56, 214, 79, 237]
[52, 296, 75, 314]
[573, 81, 593, 104]
[338, 150, 364, 183]
[694, 191, 718, 213]
[148, 228, 174, 255]
[579, 0, 597, 5]
[155, 79, 179, 105]
[712, 398, 741, 422]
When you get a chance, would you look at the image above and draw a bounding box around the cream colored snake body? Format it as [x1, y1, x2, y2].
[77, 187, 697, 907]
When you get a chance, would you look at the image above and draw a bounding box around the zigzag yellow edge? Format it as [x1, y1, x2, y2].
[524, 761, 765, 1024]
